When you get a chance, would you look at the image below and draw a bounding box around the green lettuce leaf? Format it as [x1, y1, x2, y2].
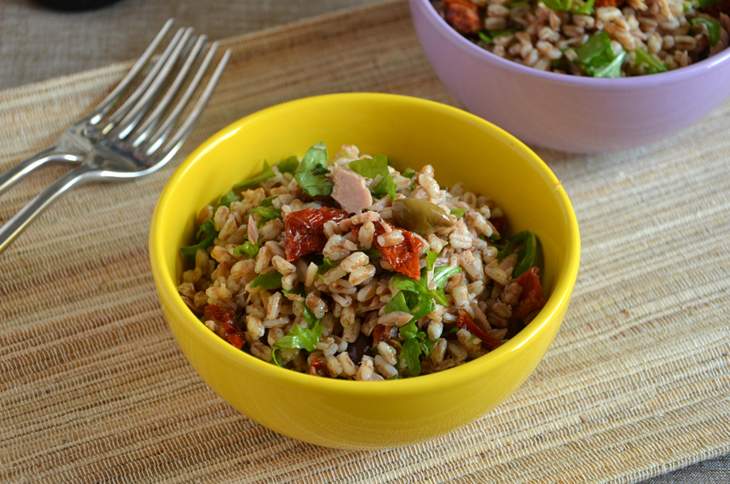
[217, 190, 239, 207]
[272, 320, 322, 366]
[180, 220, 217, 260]
[232, 240, 259, 258]
[633, 47, 667, 74]
[294, 143, 333, 197]
[250, 271, 282, 290]
[691, 16, 721, 45]
[576, 32, 625, 78]
[251, 205, 281, 222]
[234, 161, 275, 190]
[276, 156, 299, 174]
[384, 291, 410, 314]
[349, 154, 396, 199]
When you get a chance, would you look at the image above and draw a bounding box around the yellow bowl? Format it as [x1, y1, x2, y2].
[149, 93, 580, 449]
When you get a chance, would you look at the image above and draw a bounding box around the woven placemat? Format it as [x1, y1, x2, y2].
[1, 1, 728, 482]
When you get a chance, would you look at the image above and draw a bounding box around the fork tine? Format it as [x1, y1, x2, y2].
[155, 49, 231, 158]
[113, 29, 199, 140]
[129, 35, 207, 147]
[99, 27, 189, 135]
[142, 42, 220, 154]
[89, 19, 173, 125]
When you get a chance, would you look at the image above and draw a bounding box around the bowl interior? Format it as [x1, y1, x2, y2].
[151, 93, 579, 387]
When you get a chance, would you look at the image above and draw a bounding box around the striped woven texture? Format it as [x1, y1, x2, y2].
[1, 1, 728, 482]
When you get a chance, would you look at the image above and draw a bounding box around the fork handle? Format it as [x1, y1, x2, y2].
[0, 165, 92, 254]
[0, 148, 82, 197]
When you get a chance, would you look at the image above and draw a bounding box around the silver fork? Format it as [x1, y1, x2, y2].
[0, 19, 230, 253]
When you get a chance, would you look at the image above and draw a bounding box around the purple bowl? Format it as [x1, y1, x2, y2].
[410, 0, 730, 153]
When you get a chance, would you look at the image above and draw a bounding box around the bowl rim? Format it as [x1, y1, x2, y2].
[412, 0, 730, 88]
[149, 92, 581, 396]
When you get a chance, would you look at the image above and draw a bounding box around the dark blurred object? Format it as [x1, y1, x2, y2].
[35, 0, 123, 11]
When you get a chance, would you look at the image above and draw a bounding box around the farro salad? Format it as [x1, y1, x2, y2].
[434, 0, 730, 76]
[177, 143, 546, 380]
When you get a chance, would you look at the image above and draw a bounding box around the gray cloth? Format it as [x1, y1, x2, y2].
[0, 0, 376, 88]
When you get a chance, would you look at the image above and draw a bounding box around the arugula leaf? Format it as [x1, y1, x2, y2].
[399, 320, 419, 340]
[497, 238, 515, 261]
[410, 296, 435, 320]
[217, 190, 239, 207]
[426, 250, 439, 273]
[571, 0, 595, 14]
[543, 0, 595, 14]
[180, 220, 217, 260]
[498, 231, 543, 277]
[234, 161, 275, 190]
[272, 321, 322, 366]
[691, 16, 721, 45]
[576, 32, 625, 78]
[349, 154, 397, 199]
[283, 285, 306, 297]
[390, 266, 449, 376]
[384, 291, 410, 314]
[633, 47, 667, 74]
[592, 51, 626, 78]
[302, 306, 319, 326]
[232, 240, 259, 258]
[391, 264, 459, 315]
[276, 156, 299, 174]
[431, 265, 461, 305]
[250, 271, 282, 290]
[402, 168, 417, 179]
[478, 29, 515, 44]
[251, 206, 281, 222]
[233, 156, 300, 191]
[318, 257, 338, 274]
[260, 196, 275, 207]
[400, 338, 423, 376]
[432, 265, 461, 291]
[349, 155, 387, 178]
[512, 231, 537, 277]
[294, 143, 333, 197]
[391, 274, 424, 294]
[372, 174, 397, 200]
[688, 0, 720, 8]
[390, 274, 436, 319]
[450, 207, 466, 218]
[398, 325, 435, 376]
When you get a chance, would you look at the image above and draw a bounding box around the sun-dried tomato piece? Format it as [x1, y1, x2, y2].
[456, 310, 502, 350]
[595, 0, 621, 6]
[215, 321, 246, 350]
[371, 324, 390, 345]
[283, 207, 348, 261]
[309, 356, 327, 376]
[513, 267, 545, 321]
[374, 223, 424, 280]
[203, 305, 245, 349]
[444, 0, 481, 34]
[203, 304, 234, 325]
[225, 332, 245, 350]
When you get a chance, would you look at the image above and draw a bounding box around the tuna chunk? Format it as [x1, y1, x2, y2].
[331, 166, 372, 214]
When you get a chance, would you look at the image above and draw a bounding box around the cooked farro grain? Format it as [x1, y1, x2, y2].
[178, 143, 547, 379]
[435, 0, 730, 77]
